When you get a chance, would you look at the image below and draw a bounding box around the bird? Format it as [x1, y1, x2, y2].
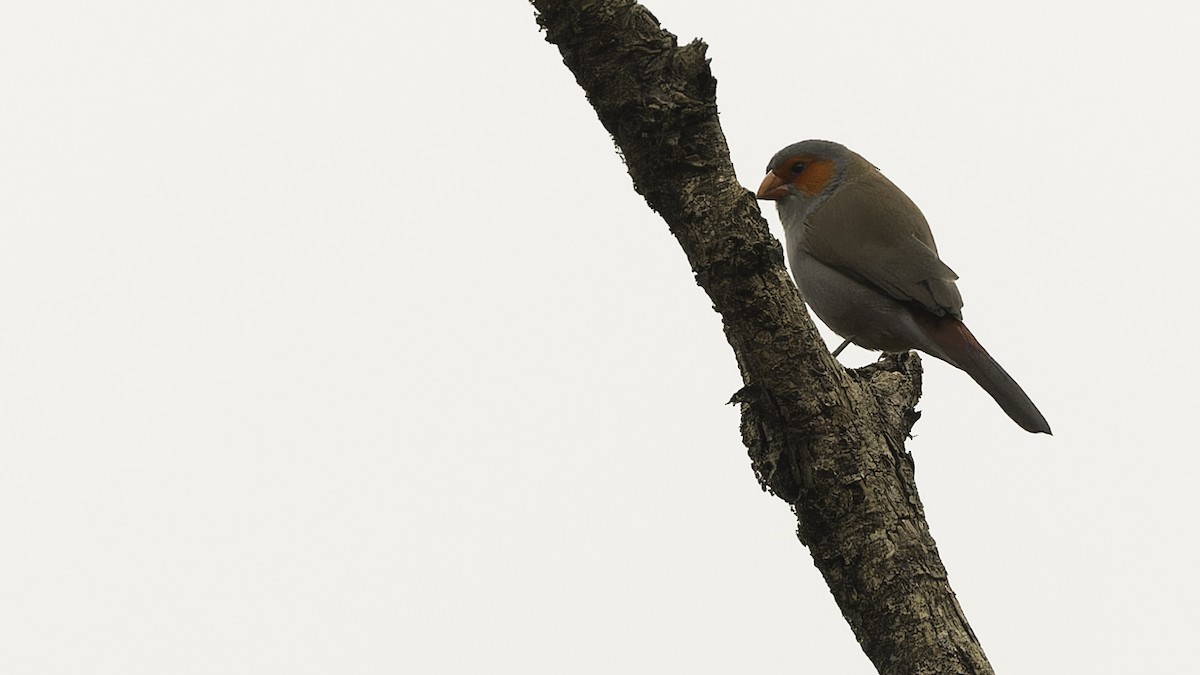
[756, 139, 1051, 434]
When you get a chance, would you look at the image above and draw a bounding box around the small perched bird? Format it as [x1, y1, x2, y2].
[757, 140, 1051, 434]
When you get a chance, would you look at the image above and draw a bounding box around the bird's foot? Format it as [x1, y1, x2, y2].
[831, 337, 854, 357]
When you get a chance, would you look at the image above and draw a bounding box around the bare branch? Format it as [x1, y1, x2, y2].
[530, 1, 993, 672]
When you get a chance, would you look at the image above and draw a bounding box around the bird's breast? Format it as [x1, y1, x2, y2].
[788, 246, 931, 355]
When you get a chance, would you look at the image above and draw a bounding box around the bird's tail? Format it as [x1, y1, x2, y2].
[919, 316, 1052, 435]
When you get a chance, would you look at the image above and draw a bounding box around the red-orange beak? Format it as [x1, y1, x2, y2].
[756, 171, 789, 200]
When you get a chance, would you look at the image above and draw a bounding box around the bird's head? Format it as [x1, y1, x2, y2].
[756, 139, 859, 209]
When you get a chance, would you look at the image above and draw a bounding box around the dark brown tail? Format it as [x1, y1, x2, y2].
[920, 317, 1052, 435]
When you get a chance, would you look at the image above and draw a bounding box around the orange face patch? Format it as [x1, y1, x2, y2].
[778, 156, 837, 197]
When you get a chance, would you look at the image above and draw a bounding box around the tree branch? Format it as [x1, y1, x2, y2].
[530, 1, 993, 673]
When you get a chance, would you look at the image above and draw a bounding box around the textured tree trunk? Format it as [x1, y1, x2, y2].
[529, 1, 994, 673]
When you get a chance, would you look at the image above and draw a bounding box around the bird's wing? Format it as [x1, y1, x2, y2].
[804, 175, 964, 319]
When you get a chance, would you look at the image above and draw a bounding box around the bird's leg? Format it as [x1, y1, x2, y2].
[831, 338, 854, 357]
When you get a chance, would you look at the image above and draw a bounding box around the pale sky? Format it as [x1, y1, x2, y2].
[2, 2, 1197, 673]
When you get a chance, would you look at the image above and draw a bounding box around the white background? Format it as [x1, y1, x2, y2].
[3, 2, 1197, 673]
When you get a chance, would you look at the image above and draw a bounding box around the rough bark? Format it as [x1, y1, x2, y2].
[529, 2, 993, 673]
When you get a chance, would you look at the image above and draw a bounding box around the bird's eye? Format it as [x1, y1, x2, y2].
[790, 162, 806, 175]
